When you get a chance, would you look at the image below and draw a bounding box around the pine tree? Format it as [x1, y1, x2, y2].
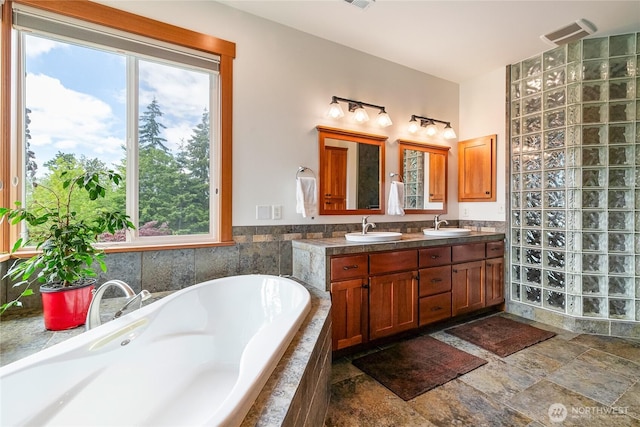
[137, 98, 180, 233]
[175, 109, 210, 234]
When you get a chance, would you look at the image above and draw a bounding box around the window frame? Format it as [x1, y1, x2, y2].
[1, 0, 236, 256]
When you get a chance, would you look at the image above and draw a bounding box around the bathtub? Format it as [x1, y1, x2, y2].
[0, 274, 311, 427]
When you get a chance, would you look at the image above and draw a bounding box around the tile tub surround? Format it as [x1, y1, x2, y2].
[0, 281, 332, 427]
[2, 221, 488, 311]
[292, 231, 507, 291]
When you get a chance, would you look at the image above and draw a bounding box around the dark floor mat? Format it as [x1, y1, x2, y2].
[351, 335, 487, 400]
[446, 315, 556, 357]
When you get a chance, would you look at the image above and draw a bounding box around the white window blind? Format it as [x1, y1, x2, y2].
[13, 4, 220, 72]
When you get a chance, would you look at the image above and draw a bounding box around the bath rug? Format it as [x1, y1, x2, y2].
[445, 315, 556, 357]
[351, 335, 487, 401]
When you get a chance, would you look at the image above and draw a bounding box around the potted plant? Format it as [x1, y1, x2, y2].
[0, 168, 134, 330]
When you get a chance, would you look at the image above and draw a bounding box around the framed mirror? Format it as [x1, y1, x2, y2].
[397, 139, 450, 214]
[317, 126, 386, 215]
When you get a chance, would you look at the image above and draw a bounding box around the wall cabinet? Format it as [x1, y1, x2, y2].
[458, 134, 497, 202]
[328, 239, 504, 351]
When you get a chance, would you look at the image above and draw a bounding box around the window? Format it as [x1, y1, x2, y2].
[2, 1, 235, 251]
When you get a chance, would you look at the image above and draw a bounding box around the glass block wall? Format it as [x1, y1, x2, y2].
[509, 33, 638, 322]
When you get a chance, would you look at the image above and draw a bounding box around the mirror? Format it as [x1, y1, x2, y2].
[317, 126, 386, 215]
[397, 139, 450, 214]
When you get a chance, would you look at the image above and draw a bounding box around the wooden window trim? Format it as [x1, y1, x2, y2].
[1, 0, 236, 254]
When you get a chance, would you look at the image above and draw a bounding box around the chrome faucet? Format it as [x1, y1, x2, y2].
[85, 280, 150, 330]
[434, 214, 449, 230]
[362, 216, 376, 234]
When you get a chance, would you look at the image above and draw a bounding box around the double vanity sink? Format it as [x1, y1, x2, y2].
[345, 228, 471, 242]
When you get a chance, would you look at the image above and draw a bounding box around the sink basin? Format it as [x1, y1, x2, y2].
[345, 232, 403, 242]
[423, 228, 471, 237]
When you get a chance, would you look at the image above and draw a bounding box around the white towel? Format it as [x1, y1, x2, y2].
[296, 177, 318, 218]
[388, 181, 405, 216]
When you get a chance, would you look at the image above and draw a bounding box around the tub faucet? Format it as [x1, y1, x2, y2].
[362, 216, 376, 234]
[86, 280, 150, 330]
[434, 214, 449, 230]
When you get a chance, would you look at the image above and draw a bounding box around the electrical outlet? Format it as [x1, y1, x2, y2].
[256, 205, 271, 220]
[463, 208, 469, 218]
[272, 205, 282, 220]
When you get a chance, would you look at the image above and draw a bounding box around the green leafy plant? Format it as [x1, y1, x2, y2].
[0, 169, 135, 314]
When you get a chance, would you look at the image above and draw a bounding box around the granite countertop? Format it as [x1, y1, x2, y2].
[292, 231, 506, 256]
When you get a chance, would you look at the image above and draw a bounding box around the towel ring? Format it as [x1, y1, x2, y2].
[296, 166, 316, 179]
[390, 172, 404, 182]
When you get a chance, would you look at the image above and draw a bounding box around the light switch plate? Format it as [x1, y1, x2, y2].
[272, 205, 282, 220]
[256, 205, 271, 220]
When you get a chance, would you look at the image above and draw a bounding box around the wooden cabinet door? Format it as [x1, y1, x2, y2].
[458, 134, 496, 202]
[485, 257, 505, 307]
[369, 271, 418, 340]
[429, 152, 446, 202]
[451, 260, 485, 316]
[322, 146, 347, 210]
[331, 278, 368, 350]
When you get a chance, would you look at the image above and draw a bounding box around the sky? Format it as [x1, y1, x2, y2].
[24, 32, 213, 177]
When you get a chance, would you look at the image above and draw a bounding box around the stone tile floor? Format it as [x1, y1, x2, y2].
[325, 313, 640, 427]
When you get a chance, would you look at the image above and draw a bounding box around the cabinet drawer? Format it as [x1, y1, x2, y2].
[419, 265, 452, 297]
[330, 255, 368, 281]
[452, 242, 486, 263]
[419, 292, 452, 326]
[486, 240, 505, 258]
[369, 250, 418, 275]
[419, 246, 451, 268]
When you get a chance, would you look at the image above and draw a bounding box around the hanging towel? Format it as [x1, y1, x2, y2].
[388, 181, 405, 216]
[296, 177, 318, 218]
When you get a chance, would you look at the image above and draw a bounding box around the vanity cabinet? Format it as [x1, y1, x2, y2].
[369, 251, 418, 340]
[330, 254, 368, 350]
[451, 241, 505, 316]
[324, 238, 504, 351]
[418, 246, 452, 326]
[485, 241, 505, 307]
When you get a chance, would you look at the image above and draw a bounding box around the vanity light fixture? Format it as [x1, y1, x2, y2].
[407, 114, 457, 140]
[326, 96, 393, 127]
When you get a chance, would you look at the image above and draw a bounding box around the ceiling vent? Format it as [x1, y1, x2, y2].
[541, 19, 596, 46]
[343, 0, 375, 10]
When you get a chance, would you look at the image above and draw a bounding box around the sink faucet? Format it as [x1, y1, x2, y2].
[362, 216, 376, 234]
[86, 280, 150, 330]
[434, 214, 449, 230]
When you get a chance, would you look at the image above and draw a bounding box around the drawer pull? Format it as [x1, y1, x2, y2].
[431, 255, 440, 259]
[361, 284, 369, 289]
[490, 247, 501, 251]
[452, 269, 458, 273]
[343, 265, 359, 270]
[431, 306, 442, 311]
[430, 278, 442, 283]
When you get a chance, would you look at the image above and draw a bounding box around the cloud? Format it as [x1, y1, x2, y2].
[139, 60, 211, 125]
[26, 73, 124, 167]
[25, 36, 68, 58]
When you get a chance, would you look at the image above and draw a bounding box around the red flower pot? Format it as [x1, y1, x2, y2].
[40, 280, 95, 330]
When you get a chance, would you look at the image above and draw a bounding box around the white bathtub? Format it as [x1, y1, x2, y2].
[0, 274, 311, 427]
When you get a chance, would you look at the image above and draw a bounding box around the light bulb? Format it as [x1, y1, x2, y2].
[407, 118, 419, 134]
[376, 111, 392, 127]
[425, 120, 438, 136]
[353, 106, 369, 123]
[443, 124, 457, 139]
[326, 101, 344, 119]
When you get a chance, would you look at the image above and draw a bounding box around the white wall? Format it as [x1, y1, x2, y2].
[98, 0, 459, 226]
[458, 67, 507, 222]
